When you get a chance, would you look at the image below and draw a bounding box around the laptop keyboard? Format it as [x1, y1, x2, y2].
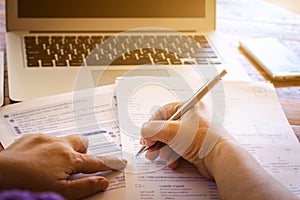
[23, 34, 221, 67]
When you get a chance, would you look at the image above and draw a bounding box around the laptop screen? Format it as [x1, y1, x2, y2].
[8, 0, 215, 32]
[18, 0, 205, 18]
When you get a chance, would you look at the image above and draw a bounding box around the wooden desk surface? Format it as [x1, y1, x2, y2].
[0, 0, 299, 142]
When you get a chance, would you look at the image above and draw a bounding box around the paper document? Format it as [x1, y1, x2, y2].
[116, 77, 220, 199]
[0, 79, 299, 199]
[0, 85, 125, 199]
[115, 77, 300, 199]
[245, 144, 300, 194]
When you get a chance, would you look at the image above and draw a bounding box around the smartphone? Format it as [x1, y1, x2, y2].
[239, 37, 300, 80]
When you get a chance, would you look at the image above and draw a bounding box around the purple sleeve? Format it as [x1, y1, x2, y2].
[0, 190, 64, 200]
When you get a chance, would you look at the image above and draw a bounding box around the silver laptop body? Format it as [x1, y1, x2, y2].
[6, 0, 248, 101]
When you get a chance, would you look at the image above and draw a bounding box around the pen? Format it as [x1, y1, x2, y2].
[135, 69, 227, 158]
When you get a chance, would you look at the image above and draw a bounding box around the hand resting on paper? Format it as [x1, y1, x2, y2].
[0, 134, 127, 200]
[140, 102, 298, 200]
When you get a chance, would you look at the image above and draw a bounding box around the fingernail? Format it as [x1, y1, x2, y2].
[140, 139, 156, 147]
[140, 139, 146, 146]
[120, 159, 128, 168]
[143, 140, 156, 147]
[98, 178, 109, 191]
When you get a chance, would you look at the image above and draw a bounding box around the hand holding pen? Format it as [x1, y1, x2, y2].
[136, 69, 227, 158]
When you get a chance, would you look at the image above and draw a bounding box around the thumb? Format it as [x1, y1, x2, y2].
[141, 121, 180, 146]
[64, 176, 108, 199]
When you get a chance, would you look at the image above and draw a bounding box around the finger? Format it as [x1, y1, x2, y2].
[63, 134, 89, 153]
[141, 121, 180, 145]
[158, 145, 173, 160]
[145, 148, 159, 160]
[140, 138, 156, 147]
[149, 102, 182, 121]
[73, 154, 127, 174]
[167, 153, 181, 169]
[145, 142, 165, 160]
[64, 176, 108, 199]
[95, 156, 127, 171]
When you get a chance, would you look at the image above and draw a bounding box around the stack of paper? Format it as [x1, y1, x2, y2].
[0, 77, 299, 199]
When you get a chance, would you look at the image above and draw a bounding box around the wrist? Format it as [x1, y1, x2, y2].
[193, 158, 214, 179]
[203, 133, 239, 179]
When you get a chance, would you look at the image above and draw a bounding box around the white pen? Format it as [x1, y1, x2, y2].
[135, 69, 227, 158]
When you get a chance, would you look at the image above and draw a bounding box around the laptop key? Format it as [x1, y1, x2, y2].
[51, 36, 63, 44]
[70, 55, 84, 66]
[196, 59, 210, 64]
[86, 59, 114, 66]
[169, 59, 182, 65]
[154, 60, 170, 65]
[199, 43, 212, 48]
[38, 36, 50, 45]
[152, 58, 169, 65]
[41, 59, 54, 67]
[77, 36, 90, 44]
[55, 60, 68, 67]
[24, 36, 37, 45]
[25, 45, 43, 52]
[64, 36, 76, 44]
[111, 57, 152, 65]
[69, 60, 83, 66]
[189, 52, 218, 58]
[27, 60, 40, 67]
[50, 49, 61, 55]
[91, 36, 103, 44]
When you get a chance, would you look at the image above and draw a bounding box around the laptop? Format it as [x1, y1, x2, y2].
[6, 0, 249, 101]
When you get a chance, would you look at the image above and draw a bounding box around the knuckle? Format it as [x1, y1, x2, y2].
[30, 133, 52, 142]
[73, 153, 85, 164]
[49, 142, 77, 162]
[20, 134, 55, 147]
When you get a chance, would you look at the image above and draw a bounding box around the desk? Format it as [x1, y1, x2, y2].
[0, 0, 299, 142]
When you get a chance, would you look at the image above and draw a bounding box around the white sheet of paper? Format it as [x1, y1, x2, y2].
[245, 144, 300, 196]
[220, 81, 299, 145]
[0, 78, 299, 199]
[116, 77, 300, 199]
[0, 85, 125, 198]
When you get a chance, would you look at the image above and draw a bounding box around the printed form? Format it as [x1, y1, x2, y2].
[116, 77, 300, 199]
[0, 85, 125, 200]
[0, 79, 299, 199]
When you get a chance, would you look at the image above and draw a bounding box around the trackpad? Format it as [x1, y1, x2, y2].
[91, 69, 170, 86]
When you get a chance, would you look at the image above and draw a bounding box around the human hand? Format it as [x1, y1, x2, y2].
[0, 134, 127, 199]
[140, 102, 230, 179]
